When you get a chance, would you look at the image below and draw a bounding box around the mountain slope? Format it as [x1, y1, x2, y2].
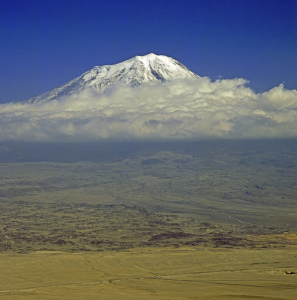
[25, 53, 200, 104]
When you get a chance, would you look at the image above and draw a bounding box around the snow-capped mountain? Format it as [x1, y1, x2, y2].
[25, 53, 200, 104]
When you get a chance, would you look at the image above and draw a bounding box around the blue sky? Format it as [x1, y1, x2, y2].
[1, 0, 296, 103]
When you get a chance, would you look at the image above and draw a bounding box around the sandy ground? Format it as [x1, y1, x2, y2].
[0, 246, 296, 299]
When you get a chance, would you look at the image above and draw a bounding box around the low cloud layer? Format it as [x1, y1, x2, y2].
[1, 77, 297, 142]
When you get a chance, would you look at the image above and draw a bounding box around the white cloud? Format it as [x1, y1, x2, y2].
[0, 78, 297, 142]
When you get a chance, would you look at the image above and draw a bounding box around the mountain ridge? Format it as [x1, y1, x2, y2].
[25, 53, 200, 104]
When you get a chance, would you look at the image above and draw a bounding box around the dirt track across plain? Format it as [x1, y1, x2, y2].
[0, 246, 296, 299]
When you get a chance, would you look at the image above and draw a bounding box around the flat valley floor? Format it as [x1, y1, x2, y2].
[0, 140, 296, 299]
[1, 246, 297, 300]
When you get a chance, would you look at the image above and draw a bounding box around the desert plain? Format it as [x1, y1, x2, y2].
[0, 140, 296, 299]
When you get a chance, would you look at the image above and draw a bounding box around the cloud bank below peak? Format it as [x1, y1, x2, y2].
[1, 77, 297, 142]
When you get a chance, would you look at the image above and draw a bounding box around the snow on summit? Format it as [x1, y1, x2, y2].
[2, 53, 297, 141]
[26, 54, 200, 104]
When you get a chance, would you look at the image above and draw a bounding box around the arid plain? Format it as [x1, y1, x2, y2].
[0, 140, 296, 299]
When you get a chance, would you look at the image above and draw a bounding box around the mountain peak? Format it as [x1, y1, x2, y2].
[135, 53, 159, 64]
[135, 52, 158, 59]
[26, 54, 200, 104]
